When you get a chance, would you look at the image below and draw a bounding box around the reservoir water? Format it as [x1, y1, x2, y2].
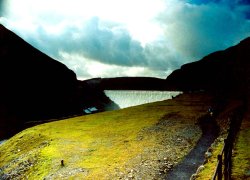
[104, 90, 182, 109]
[0, 140, 6, 145]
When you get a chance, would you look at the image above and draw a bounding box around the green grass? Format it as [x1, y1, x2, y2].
[232, 112, 250, 180]
[0, 93, 214, 179]
[196, 142, 224, 180]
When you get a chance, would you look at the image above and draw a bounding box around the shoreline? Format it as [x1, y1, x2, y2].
[0, 140, 6, 145]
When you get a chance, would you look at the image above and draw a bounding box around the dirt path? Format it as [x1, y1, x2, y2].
[165, 114, 219, 180]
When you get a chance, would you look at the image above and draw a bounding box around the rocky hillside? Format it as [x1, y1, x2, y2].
[0, 24, 116, 138]
[166, 37, 250, 98]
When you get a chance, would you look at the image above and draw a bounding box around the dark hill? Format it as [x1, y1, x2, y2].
[100, 77, 168, 90]
[166, 37, 250, 98]
[77, 79, 119, 111]
[0, 24, 116, 138]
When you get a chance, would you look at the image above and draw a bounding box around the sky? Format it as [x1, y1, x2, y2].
[0, 0, 250, 80]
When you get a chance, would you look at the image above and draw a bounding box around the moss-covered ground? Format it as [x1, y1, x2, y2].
[0, 93, 216, 179]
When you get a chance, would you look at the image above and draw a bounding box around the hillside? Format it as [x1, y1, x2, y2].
[166, 37, 250, 97]
[99, 77, 167, 90]
[164, 37, 250, 179]
[0, 93, 217, 179]
[0, 24, 116, 139]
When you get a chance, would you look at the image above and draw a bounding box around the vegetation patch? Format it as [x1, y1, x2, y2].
[232, 112, 250, 179]
[195, 140, 224, 180]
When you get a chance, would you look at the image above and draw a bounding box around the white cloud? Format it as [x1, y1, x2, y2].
[3, 0, 165, 44]
[59, 52, 168, 80]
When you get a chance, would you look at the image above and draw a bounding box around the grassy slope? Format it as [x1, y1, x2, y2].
[0, 93, 214, 179]
[232, 110, 250, 179]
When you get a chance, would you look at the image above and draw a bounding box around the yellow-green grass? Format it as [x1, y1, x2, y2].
[0, 93, 214, 179]
[195, 142, 224, 180]
[232, 111, 250, 180]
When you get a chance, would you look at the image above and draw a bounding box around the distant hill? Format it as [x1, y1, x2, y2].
[166, 37, 250, 99]
[78, 79, 119, 111]
[0, 24, 116, 138]
[99, 77, 168, 90]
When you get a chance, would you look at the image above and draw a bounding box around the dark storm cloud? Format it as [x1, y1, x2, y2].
[190, 0, 250, 5]
[0, 0, 5, 16]
[22, 18, 146, 67]
[189, 0, 250, 18]
[159, 0, 250, 62]
[188, 0, 220, 5]
[20, 17, 178, 71]
[80, 18, 146, 66]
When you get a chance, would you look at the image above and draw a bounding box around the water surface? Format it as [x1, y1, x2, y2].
[104, 90, 182, 109]
[0, 140, 6, 145]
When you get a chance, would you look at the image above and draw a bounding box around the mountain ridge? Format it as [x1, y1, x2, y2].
[166, 36, 250, 98]
[99, 77, 168, 90]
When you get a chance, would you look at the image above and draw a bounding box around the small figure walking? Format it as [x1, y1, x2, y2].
[208, 107, 214, 117]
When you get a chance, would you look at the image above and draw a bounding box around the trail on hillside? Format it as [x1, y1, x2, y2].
[165, 114, 219, 180]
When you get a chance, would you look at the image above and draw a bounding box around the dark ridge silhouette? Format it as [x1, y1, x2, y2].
[0, 24, 116, 138]
[166, 37, 250, 99]
[99, 77, 168, 90]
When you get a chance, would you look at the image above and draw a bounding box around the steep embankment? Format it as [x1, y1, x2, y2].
[0, 93, 216, 179]
[231, 109, 250, 179]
